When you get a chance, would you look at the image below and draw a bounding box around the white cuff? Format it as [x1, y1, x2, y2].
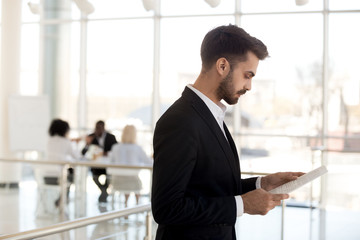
[235, 195, 244, 216]
[256, 176, 262, 189]
[236, 177, 262, 217]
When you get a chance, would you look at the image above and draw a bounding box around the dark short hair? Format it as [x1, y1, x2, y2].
[96, 120, 105, 128]
[200, 24, 269, 70]
[49, 119, 70, 137]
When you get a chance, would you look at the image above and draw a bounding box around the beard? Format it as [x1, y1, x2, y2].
[216, 70, 247, 105]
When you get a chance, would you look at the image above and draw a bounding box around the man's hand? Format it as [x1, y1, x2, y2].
[85, 135, 94, 145]
[261, 172, 304, 191]
[242, 189, 289, 215]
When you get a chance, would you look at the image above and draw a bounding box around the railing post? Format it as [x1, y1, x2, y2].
[144, 211, 152, 240]
[281, 200, 285, 240]
[59, 163, 69, 219]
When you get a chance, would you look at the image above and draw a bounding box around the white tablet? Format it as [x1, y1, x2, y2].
[269, 166, 328, 194]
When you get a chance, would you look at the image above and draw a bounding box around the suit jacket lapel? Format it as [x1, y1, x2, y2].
[223, 123, 241, 185]
[182, 87, 241, 189]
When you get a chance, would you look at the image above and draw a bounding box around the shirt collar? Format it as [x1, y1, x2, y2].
[187, 84, 226, 122]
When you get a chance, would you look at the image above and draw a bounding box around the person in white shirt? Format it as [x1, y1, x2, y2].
[44, 119, 80, 207]
[109, 125, 152, 207]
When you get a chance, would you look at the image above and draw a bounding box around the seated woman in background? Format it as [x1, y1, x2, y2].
[109, 125, 152, 207]
[44, 118, 80, 207]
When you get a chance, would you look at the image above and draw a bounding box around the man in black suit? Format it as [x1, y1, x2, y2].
[151, 24, 303, 240]
[82, 120, 117, 203]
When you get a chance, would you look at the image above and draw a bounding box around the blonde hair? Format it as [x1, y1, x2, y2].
[121, 125, 136, 144]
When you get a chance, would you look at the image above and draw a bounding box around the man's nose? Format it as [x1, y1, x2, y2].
[245, 79, 252, 91]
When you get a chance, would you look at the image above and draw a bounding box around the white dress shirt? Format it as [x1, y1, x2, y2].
[43, 135, 80, 177]
[187, 84, 261, 216]
[96, 132, 106, 148]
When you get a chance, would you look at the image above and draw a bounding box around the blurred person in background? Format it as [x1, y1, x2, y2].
[109, 125, 152, 207]
[82, 120, 117, 203]
[45, 118, 80, 207]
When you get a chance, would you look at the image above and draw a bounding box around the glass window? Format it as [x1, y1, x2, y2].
[68, 23, 81, 128]
[40, 22, 80, 127]
[22, 0, 40, 22]
[20, 24, 39, 95]
[326, 152, 360, 210]
[12, 0, 360, 238]
[42, 0, 73, 21]
[86, 19, 153, 132]
[159, 16, 234, 107]
[328, 13, 360, 142]
[161, 0, 235, 16]
[70, 2, 81, 20]
[239, 14, 323, 136]
[23, 0, 81, 21]
[329, 0, 360, 11]
[241, 0, 322, 13]
[88, 0, 153, 19]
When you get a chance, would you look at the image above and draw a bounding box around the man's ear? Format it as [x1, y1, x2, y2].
[216, 58, 230, 76]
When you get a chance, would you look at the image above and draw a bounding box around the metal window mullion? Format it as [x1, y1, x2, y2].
[151, 0, 161, 131]
[78, 13, 88, 132]
[319, 0, 330, 239]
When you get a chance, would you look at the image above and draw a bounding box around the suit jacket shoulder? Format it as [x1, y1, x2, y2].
[104, 132, 117, 153]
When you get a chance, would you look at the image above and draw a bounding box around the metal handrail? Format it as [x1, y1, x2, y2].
[0, 203, 152, 240]
[241, 171, 269, 176]
[0, 157, 153, 170]
[234, 132, 360, 140]
[311, 146, 360, 153]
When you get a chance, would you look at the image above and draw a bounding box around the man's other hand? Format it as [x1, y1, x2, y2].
[242, 189, 289, 215]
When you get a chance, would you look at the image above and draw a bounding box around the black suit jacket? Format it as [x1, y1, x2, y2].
[81, 132, 117, 156]
[152, 87, 257, 240]
[82, 132, 117, 174]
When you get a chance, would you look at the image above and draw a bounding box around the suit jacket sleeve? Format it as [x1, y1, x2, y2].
[104, 133, 117, 154]
[241, 178, 257, 194]
[81, 133, 96, 155]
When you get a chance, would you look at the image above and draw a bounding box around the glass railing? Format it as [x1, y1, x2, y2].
[0, 157, 153, 239]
